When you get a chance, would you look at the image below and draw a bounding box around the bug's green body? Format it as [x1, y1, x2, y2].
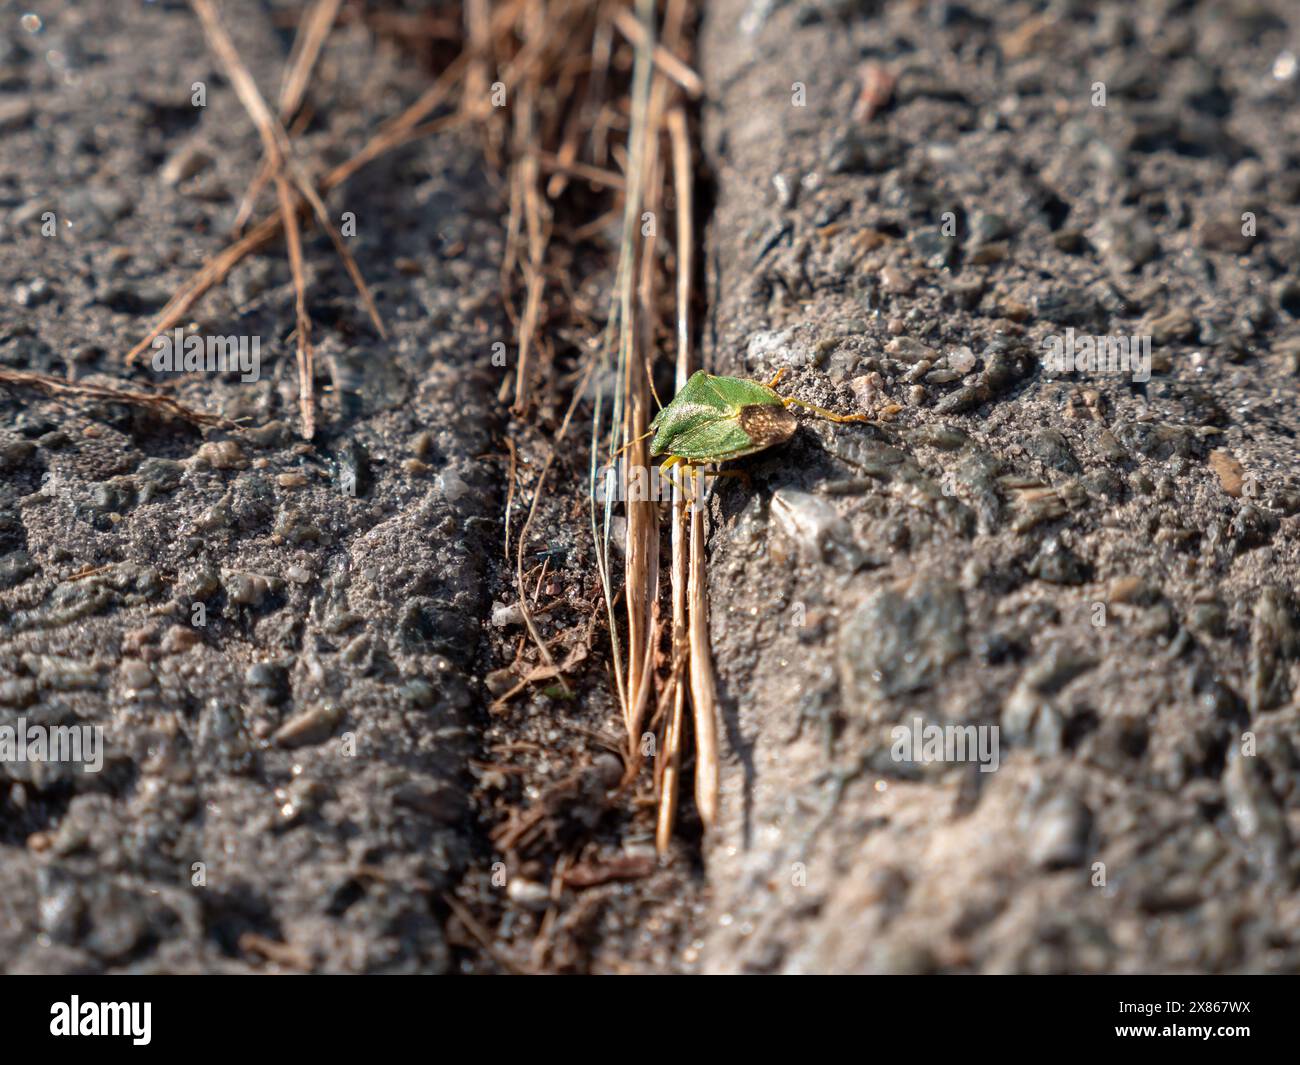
[650, 370, 798, 463]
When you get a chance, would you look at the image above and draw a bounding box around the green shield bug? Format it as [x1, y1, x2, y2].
[648, 368, 868, 484]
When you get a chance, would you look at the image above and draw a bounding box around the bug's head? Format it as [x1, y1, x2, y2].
[738, 403, 798, 450]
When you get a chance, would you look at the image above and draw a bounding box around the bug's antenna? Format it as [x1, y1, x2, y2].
[612, 426, 655, 459]
[643, 353, 666, 411]
[767, 366, 867, 422]
[780, 395, 870, 424]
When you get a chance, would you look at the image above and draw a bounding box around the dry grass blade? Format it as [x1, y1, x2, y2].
[123, 106, 469, 368]
[186, 0, 398, 435]
[334, 53, 471, 184]
[538, 153, 626, 189]
[190, 0, 386, 340]
[129, 13, 473, 376]
[275, 172, 316, 439]
[126, 210, 285, 366]
[623, 254, 658, 750]
[279, 154, 388, 340]
[278, 0, 342, 119]
[598, 0, 658, 751]
[463, 0, 493, 123]
[657, 103, 697, 851]
[678, 89, 719, 826]
[611, 6, 703, 99]
[499, 81, 551, 412]
[190, 0, 318, 436]
[626, 0, 691, 753]
[189, 0, 287, 177]
[503, 436, 519, 562]
[0, 368, 235, 429]
[233, 0, 343, 234]
[687, 468, 719, 829]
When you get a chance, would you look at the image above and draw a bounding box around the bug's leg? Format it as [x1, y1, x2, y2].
[658, 456, 695, 499]
[764, 367, 789, 390]
[769, 369, 869, 422]
[613, 427, 655, 460]
[671, 462, 706, 519]
[685, 463, 732, 511]
[667, 462, 750, 509]
[780, 395, 870, 424]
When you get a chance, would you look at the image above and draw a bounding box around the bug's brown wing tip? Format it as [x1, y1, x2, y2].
[737, 403, 798, 450]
